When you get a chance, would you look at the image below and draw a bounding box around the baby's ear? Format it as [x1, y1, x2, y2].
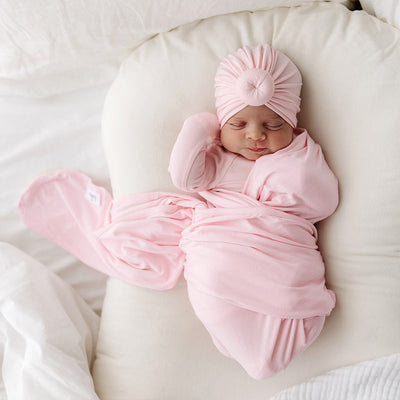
[183, 112, 220, 138]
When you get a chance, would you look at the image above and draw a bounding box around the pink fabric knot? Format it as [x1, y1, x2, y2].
[236, 68, 275, 106]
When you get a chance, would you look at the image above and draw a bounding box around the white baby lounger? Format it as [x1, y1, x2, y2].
[92, 2, 400, 398]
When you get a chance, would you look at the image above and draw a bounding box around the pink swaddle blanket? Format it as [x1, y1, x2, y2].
[18, 42, 338, 379]
[18, 171, 200, 290]
[180, 131, 338, 377]
[18, 130, 338, 379]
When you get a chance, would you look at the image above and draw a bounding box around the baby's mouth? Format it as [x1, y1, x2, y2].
[248, 147, 266, 153]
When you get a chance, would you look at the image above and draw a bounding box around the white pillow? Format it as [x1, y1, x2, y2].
[359, 0, 400, 30]
[94, 2, 400, 398]
[0, 0, 353, 97]
[0, 243, 100, 400]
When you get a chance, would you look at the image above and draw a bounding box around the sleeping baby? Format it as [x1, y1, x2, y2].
[19, 44, 339, 379]
[168, 44, 339, 378]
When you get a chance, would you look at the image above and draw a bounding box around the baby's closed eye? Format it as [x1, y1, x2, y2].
[264, 123, 283, 131]
[229, 121, 246, 128]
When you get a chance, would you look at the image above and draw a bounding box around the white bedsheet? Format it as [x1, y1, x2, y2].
[0, 0, 353, 97]
[271, 353, 400, 399]
[0, 84, 112, 313]
[0, 243, 100, 400]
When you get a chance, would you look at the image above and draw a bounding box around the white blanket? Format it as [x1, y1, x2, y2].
[0, 243, 100, 400]
[0, 0, 351, 97]
[272, 353, 400, 399]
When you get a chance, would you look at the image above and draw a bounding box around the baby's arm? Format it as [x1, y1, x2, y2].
[168, 112, 222, 192]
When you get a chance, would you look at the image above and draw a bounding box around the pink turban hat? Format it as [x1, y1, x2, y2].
[215, 44, 302, 128]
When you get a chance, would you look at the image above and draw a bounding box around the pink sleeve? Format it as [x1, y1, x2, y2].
[168, 112, 225, 192]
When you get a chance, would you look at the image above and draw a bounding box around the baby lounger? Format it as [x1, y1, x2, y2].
[92, 2, 400, 398]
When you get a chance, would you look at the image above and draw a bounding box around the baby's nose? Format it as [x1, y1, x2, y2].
[246, 126, 266, 141]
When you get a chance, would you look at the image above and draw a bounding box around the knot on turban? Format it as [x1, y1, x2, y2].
[215, 44, 302, 128]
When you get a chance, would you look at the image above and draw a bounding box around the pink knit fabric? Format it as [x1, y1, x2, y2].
[18, 171, 200, 290]
[215, 44, 302, 127]
[18, 129, 337, 378]
[18, 126, 338, 378]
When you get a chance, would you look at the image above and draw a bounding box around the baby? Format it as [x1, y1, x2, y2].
[169, 44, 339, 378]
[19, 44, 339, 380]
[169, 44, 303, 195]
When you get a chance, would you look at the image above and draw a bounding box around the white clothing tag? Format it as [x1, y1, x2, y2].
[85, 188, 101, 207]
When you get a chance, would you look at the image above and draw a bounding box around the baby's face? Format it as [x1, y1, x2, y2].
[220, 105, 294, 161]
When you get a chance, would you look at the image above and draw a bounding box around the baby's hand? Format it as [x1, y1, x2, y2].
[181, 112, 221, 145]
[170, 112, 221, 191]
